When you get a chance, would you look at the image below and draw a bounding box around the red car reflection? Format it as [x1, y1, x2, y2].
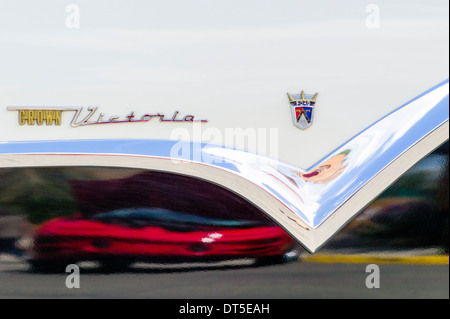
[31, 208, 298, 270]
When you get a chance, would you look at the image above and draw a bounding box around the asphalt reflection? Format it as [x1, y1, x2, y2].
[0, 253, 448, 299]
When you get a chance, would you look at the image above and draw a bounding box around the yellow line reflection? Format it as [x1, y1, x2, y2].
[302, 254, 449, 265]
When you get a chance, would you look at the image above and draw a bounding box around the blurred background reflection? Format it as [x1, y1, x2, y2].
[323, 142, 449, 254]
[0, 167, 299, 272]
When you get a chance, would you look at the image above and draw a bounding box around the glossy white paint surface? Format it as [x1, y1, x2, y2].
[0, 0, 448, 169]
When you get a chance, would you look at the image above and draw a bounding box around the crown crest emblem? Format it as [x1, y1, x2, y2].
[287, 90, 319, 130]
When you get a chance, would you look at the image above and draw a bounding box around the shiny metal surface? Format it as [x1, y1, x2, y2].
[0, 145, 448, 298]
[0, 81, 449, 252]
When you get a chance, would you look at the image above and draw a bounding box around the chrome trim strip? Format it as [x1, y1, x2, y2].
[0, 80, 448, 252]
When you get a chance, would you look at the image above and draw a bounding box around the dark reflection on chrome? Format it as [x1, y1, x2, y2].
[322, 142, 449, 254]
[0, 168, 298, 272]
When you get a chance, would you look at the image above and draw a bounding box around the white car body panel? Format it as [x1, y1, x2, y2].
[0, 0, 448, 169]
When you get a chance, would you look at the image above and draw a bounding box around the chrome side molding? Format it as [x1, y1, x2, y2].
[0, 80, 449, 253]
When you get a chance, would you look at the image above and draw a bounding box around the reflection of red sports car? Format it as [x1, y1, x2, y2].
[31, 208, 298, 270]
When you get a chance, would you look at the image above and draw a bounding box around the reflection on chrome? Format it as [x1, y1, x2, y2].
[0, 81, 448, 252]
[0, 144, 446, 274]
[324, 142, 449, 253]
[0, 168, 298, 272]
[30, 208, 295, 271]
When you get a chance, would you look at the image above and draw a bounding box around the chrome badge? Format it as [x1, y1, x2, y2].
[287, 91, 318, 130]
